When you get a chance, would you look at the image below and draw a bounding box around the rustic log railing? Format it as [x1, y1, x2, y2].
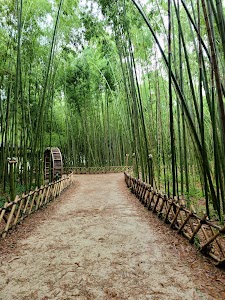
[65, 166, 133, 174]
[124, 172, 225, 267]
[0, 173, 73, 239]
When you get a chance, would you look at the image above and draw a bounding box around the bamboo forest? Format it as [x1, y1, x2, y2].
[1, 0, 225, 222]
[3, 1, 225, 298]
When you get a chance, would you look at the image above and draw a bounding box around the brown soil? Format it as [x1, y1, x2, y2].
[0, 173, 225, 300]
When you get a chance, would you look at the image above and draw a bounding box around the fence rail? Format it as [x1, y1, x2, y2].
[0, 174, 73, 239]
[65, 166, 133, 174]
[124, 172, 225, 267]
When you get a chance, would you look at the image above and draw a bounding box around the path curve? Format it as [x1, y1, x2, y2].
[0, 174, 224, 300]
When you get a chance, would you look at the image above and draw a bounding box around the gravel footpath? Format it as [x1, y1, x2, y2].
[0, 173, 224, 300]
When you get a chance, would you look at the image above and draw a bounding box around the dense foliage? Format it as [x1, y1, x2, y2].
[0, 0, 225, 220]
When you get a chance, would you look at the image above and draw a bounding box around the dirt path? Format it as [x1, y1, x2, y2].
[0, 174, 225, 300]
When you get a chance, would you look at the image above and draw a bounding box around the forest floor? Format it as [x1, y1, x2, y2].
[1, 173, 225, 300]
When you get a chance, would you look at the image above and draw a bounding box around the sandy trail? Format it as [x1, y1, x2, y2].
[0, 174, 222, 300]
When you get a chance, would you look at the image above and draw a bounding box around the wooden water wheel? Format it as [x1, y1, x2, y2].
[44, 147, 63, 181]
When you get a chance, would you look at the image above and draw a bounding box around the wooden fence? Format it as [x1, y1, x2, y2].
[124, 172, 225, 267]
[65, 166, 133, 174]
[0, 174, 73, 239]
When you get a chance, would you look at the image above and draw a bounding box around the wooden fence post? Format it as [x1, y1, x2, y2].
[2, 196, 19, 238]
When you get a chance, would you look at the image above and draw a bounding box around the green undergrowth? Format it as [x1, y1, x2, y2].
[0, 183, 27, 208]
